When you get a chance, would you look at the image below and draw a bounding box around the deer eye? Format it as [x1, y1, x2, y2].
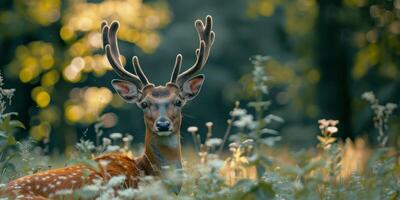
[174, 99, 182, 107]
[140, 102, 149, 109]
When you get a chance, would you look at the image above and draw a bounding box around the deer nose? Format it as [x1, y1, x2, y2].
[155, 118, 171, 132]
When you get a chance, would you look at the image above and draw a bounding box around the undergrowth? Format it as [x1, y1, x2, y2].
[0, 55, 399, 200]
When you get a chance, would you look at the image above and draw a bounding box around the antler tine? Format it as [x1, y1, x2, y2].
[108, 22, 122, 63]
[104, 46, 141, 87]
[198, 15, 215, 62]
[175, 15, 215, 86]
[102, 21, 148, 88]
[101, 22, 110, 48]
[170, 54, 182, 83]
[132, 56, 150, 85]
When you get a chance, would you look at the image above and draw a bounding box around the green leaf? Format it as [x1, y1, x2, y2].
[255, 181, 275, 199]
[9, 120, 25, 129]
[0, 131, 7, 138]
[6, 135, 16, 145]
[0, 152, 17, 176]
[233, 180, 275, 200]
[233, 179, 256, 192]
[280, 165, 302, 176]
[303, 159, 325, 174]
[1, 112, 18, 118]
[248, 153, 272, 167]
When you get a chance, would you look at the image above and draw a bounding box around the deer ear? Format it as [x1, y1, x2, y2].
[181, 74, 205, 100]
[111, 79, 142, 103]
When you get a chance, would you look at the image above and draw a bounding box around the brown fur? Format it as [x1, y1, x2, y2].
[0, 152, 161, 199]
[141, 85, 183, 134]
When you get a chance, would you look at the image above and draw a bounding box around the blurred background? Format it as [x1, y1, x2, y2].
[0, 0, 399, 154]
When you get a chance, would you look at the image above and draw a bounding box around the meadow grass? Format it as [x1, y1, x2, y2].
[0, 57, 399, 199]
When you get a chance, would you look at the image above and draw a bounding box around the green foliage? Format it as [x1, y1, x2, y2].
[0, 73, 51, 184]
[1, 57, 400, 199]
[16, 139, 49, 175]
[362, 91, 397, 147]
[0, 72, 26, 181]
[0, 73, 22, 149]
[75, 138, 96, 158]
[230, 55, 283, 179]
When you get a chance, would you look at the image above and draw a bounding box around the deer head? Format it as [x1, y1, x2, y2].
[101, 16, 215, 138]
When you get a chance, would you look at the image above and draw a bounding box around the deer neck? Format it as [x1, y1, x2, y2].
[142, 127, 182, 175]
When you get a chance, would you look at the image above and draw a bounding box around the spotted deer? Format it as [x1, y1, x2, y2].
[1, 15, 215, 199]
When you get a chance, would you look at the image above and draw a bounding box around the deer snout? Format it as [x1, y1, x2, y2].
[155, 117, 172, 132]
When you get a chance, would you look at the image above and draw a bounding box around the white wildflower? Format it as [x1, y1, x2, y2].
[326, 126, 338, 134]
[106, 145, 120, 152]
[97, 189, 114, 200]
[318, 119, 329, 127]
[264, 114, 284, 123]
[262, 136, 282, 146]
[362, 91, 376, 103]
[208, 159, 224, 170]
[261, 128, 279, 135]
[386, 103, 397, 112]
[1, 89, 15, 99]
[187, 126, 198, 133]
[231, 108, 247, 117]
[54, 189, 73, 196]
[234, 114, 254, 128]
[118, 188, 137, 198]
[106, 175, 126, 187]
[123, 135, 133, 142]
[110, 132, 123, 140]
[102, 138, 111, 146]
[229, 142, 238, 148]
[81, 184, 100, 194]
[205, 138, 223, 147]
[242, 139, 254, 145]
[233, 120, 246, 128]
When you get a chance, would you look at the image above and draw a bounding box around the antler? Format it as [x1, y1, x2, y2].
[102, 21, 151, 88]
[171, 15, 215, 86]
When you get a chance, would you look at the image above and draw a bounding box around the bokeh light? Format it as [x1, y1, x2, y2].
[65, 87, 113, 124]
[6, 0, 170, 141]
[19, 0, 61, 26]
[35, 91, 51, 108]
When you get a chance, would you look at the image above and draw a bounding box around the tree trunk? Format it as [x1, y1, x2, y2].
[315, 0, 353, 139]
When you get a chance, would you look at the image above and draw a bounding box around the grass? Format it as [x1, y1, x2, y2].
[0, 56, 399, 199]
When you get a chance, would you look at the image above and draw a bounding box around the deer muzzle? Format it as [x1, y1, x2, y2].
[155, 117, 172, 136]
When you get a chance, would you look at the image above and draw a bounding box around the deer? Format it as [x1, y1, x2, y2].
[1, 15, 215, 199]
